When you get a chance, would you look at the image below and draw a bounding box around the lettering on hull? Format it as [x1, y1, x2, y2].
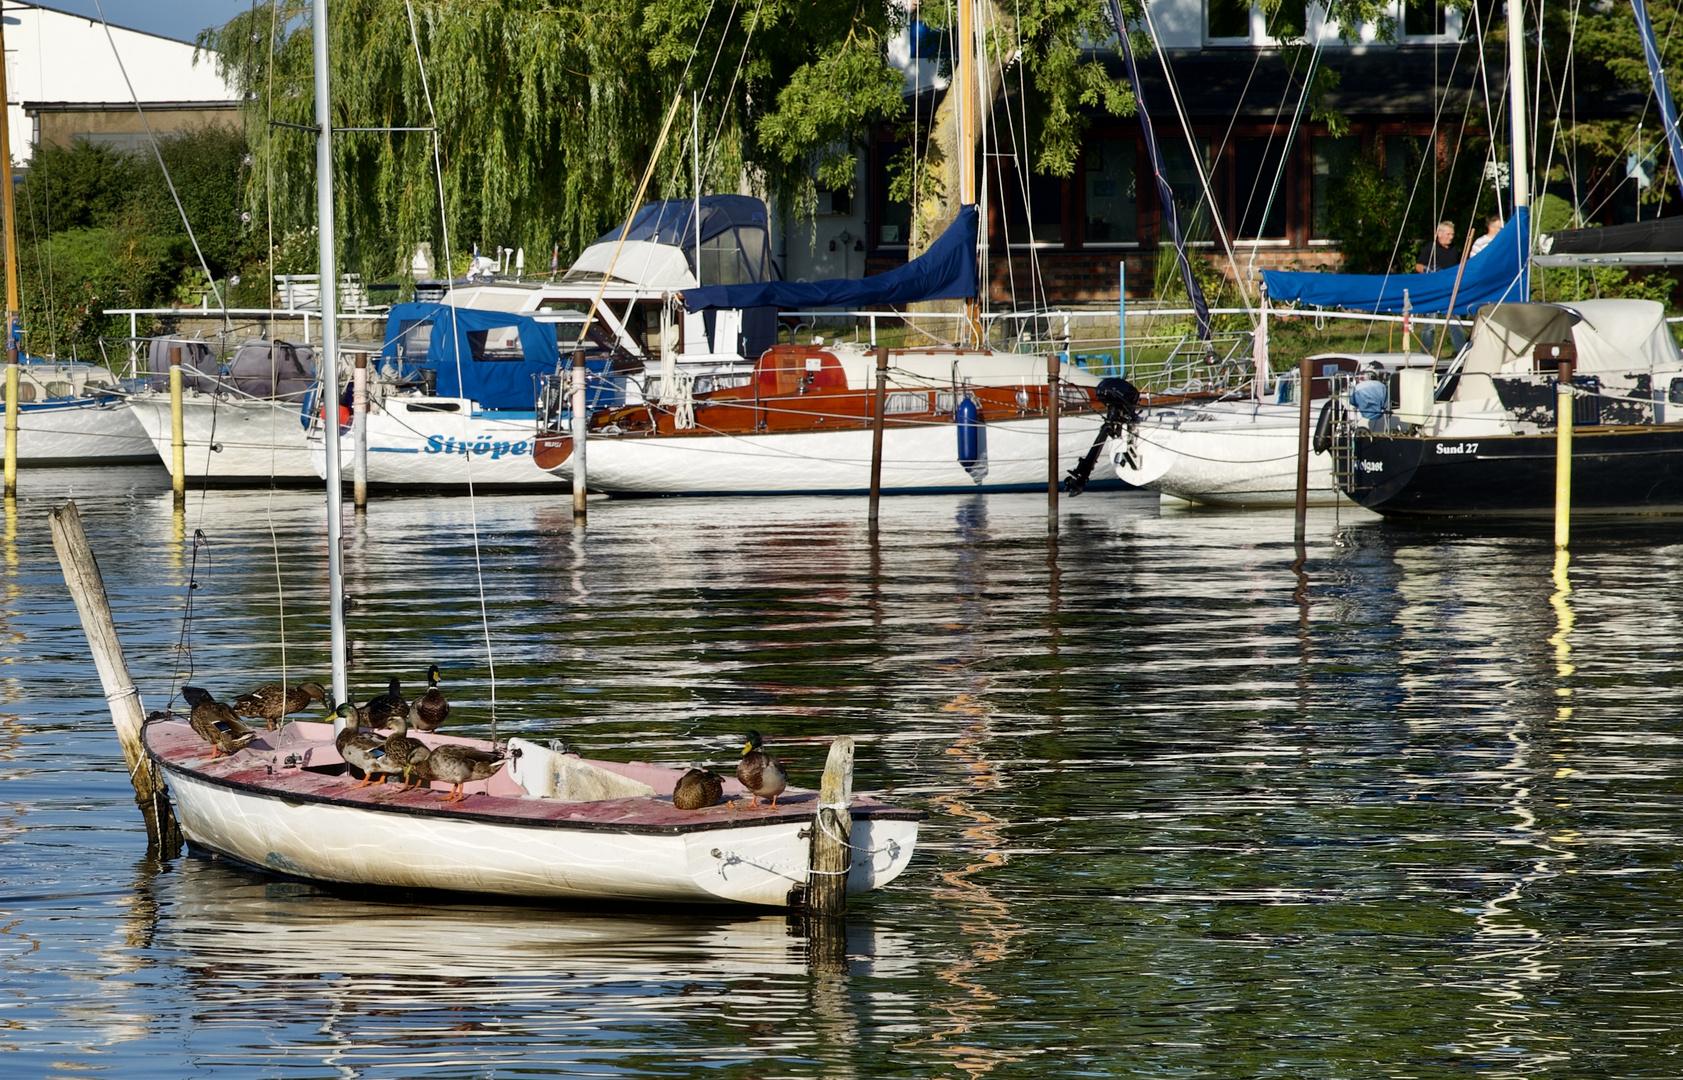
[423, 436, 532, 459]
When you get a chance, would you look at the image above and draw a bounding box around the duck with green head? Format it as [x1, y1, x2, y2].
[331, 702, 399, 789]
[736, 730, 787, 808]
[411, 665, 449, 731]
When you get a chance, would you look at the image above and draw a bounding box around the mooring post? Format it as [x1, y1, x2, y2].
[868, 347, 888, 528]
[807, 735, 855, 917]
[2, 342, 16, 498]
[571, 345, 588, 522]
[352, 351, 368, 511]
[168, 345, 186, 508]
[1294, 350, 1312, 543]
[1553, 350, 1575, 549]
[1047, 353, 1060, 534]
[47, 501, 181, 855]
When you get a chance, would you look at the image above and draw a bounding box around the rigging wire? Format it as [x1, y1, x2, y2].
[262, 0, 288, 693]
[1244, 35, 1327, 280]
[701, 0, 768, 187]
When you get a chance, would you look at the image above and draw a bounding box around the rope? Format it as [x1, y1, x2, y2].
[166, 528, 210, 711]
[813, 806, 900, 857]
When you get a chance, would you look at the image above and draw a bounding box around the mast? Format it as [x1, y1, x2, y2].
[1507, 0, 1530, 296]
[313, 0, 348, 716]
[958, 0, 981, 346]
[1, 12, 19, 498]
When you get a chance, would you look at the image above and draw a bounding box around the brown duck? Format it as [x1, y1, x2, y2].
[673, 767, 724, 810]
[182, 686, 258, 760]
[736, 730, 788, 808]
[380, 711, 431, 789]
[414, 742, 502, 803]
[411, 665, 449, 731]
[361, 676, 408, 728]
[331, 703, 398, 788]
[233, 680, 327, 730]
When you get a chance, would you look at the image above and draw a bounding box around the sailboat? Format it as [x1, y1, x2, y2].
[139, 0, 920, 906]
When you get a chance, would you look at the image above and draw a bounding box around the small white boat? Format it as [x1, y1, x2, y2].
[147, 719, 919, 907]
[5, 360, 154, 464]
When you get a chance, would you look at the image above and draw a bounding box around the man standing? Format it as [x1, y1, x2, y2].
[1415, 220, 1459, 273]
[1469, 214, 1502, 257]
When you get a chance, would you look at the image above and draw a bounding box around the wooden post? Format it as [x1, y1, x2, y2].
[48, 501, 182, 855]
[868, 347, 888, 527]
[168, 345, 186, 507]
[2, 354, 15, 497]
[1555, 356, 1574, 549]
[352, 351, 368, 511]
[806, 735, 855, 917]
[1047, 354, 1060, 534]
[0, 14, 19, 501]
[1294, 350, 1312, 543]
[571, 346, 587, 522]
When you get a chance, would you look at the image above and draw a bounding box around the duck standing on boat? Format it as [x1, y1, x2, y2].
[737, 731, 788, 807]
[380, 711, 431, 788]
[232, 680, 327, 730]
[181, 686, 258, 760]
[360, 676, 408, 727]
[412, 742, 504, 803]
[411, 665, 449, 731]
[333, 702, 398, 788]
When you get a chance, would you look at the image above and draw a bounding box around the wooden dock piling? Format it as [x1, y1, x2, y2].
[352, 351, 368, 511]
[168, 345, 186, 508]
[868, 348, 888, 528]
[1048, 354, 1060, 534]
[806, 735, 855, 917]
[48, 501, 181, 855]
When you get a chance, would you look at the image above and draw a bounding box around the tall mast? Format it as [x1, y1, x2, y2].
[957, 0, 981, 346]
[1507, 0, 1529, 218]
[1, 12, 20, 498]
[313, 0, 348, 714]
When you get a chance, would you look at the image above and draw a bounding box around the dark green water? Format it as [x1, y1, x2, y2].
[3, 467, 1682, 1078]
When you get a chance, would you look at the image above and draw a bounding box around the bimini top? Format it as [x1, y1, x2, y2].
[1261, 208, 1529, 315]
[563, 195, 777, 290]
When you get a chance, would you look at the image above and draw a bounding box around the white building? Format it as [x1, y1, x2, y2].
[1, 1, 236, 163]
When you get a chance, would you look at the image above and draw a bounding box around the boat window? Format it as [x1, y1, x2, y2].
[1084, 138, 1137, 245]
[396, 318, 432, 361]
[935, 389, 958, 413]
[886, 392, 927, 414]
[408, 401, 461, 413]
[45, 381, 76, 399]
[699, 226, 770, 287]
[466, 327, 526, 362]
[1669, 377, 1683, 405]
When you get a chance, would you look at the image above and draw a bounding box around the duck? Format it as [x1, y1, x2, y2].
[232, 680, 327, 730]
[331, 702, 398, 789]
[414, 742, 502, 803]
[673, 767, 724, 810]
[361, 676, 408, 728]
[411, 665, 449, 731]
[380, 711, 431, 789]
[736, 730, 788, 808]
[182, 686, 258, 760]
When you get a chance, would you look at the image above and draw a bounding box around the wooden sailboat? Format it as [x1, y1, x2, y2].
[138, 0, 919, 906]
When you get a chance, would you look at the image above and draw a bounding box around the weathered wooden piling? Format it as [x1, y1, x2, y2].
[806, 735, 855, 917]
[168, 345, 186, 507]
[352, 351, 368, 511]
[868, 347, 888, 528]
[1047, 354, 1060, 534]
[48, 501, 182, 855]
[1294, 350, 1311, 542]
[572, 345, 588, 523]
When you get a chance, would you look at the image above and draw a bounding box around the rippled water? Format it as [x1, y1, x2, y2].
[4, 466, 1683, 1078]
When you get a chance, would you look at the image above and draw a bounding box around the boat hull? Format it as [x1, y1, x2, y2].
[1341, 426, 1683, 517]
[305, 397, 560, 488]
[148, 721, 919, 907]
[553, 413, 1120, 495]
[128, 391, 318, 482]
[11, 396, 155, 464]
[1109, 401, 1349, 508]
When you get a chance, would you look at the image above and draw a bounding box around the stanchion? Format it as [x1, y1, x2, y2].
[868, 347, 888, 529]
[1048, 354, 1060, 534]
[352, 351, 368, 511]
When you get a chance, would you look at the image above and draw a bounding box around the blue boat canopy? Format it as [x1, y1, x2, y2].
[682, 205, 978, 312]
[383, 303, 558, 410]
[1260, 208, 1530, 315]
[569, 194, 778, 287]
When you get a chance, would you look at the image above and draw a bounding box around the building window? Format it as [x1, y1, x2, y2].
[1265, 0, 1308, 39]
[1162, 138, 1214, 244]
[995, 129, 1065, 246]
[874, 140, 912, 247]
[1403, 0, 1446, 37]
[1084, 138, 1137, 245]
[1311, 135, 1358, 239]
[1234, 137, 1288, 239]
[1208, 0, 1251, 40]
[1210, 0, 1310, 43]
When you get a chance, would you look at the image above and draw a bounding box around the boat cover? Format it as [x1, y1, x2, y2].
[224, 339, 316, 400]
[1461, 299, 1679, 378]
[1261, 207, 1530, 315]
[682, 205, 978, 312]
[383, 303, 558, 409]
[146, 337, 220, 392]
[566, 195, 777, 288]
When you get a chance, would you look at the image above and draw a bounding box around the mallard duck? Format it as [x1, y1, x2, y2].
[362, 676, 408, 728]
[331, 702, 398, 789]
[736, 730, 788, 808]
[414, 742, 502, 803]
[381, 711, 431, 789]
[232, 680, 327, 730]
[673, 767, 724, 810]
[411, 665, 449, 731]
[182, 686, 258, 760]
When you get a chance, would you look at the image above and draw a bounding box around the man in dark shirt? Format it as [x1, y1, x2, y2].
[1414, 220, 1459, 273]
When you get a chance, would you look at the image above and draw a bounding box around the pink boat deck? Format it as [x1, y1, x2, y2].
[144, 720, 919, 834]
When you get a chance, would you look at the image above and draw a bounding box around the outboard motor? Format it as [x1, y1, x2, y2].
[1065, 377, 1141, 496]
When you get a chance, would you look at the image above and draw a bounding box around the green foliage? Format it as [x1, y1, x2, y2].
[1531, 194, 1675, 304]
[20, 226, 184, 348]
[1321, 151, 1410, 273]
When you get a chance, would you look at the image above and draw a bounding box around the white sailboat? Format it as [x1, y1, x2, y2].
[145, 0, 919, 907]
[4, 359, 153, 464]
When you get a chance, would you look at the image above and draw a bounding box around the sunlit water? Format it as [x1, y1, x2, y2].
[3, 466, 1682, 1078]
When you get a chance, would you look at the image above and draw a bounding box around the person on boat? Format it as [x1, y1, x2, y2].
[1350, 373, 1404, 433]
[1469, 214, 1502, 258]
[1414, 221, 1467, 354]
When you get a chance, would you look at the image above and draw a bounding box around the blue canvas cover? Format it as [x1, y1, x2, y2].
[682, 205, 978, 312]
[383, 303, 558, 410]
[592, 194, 768, 248]
[1261, 208, 1530, 315]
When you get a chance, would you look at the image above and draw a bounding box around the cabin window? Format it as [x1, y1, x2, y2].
[875, 139, 913, 247]
[1311, 136, 1358, 239]
[466, 327, 526, 362]
[1085, 138, 1138, 245]
[1234, 137, 1288, 239]
[396, 318, 432, 361]
[886, 391, 928, 414]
